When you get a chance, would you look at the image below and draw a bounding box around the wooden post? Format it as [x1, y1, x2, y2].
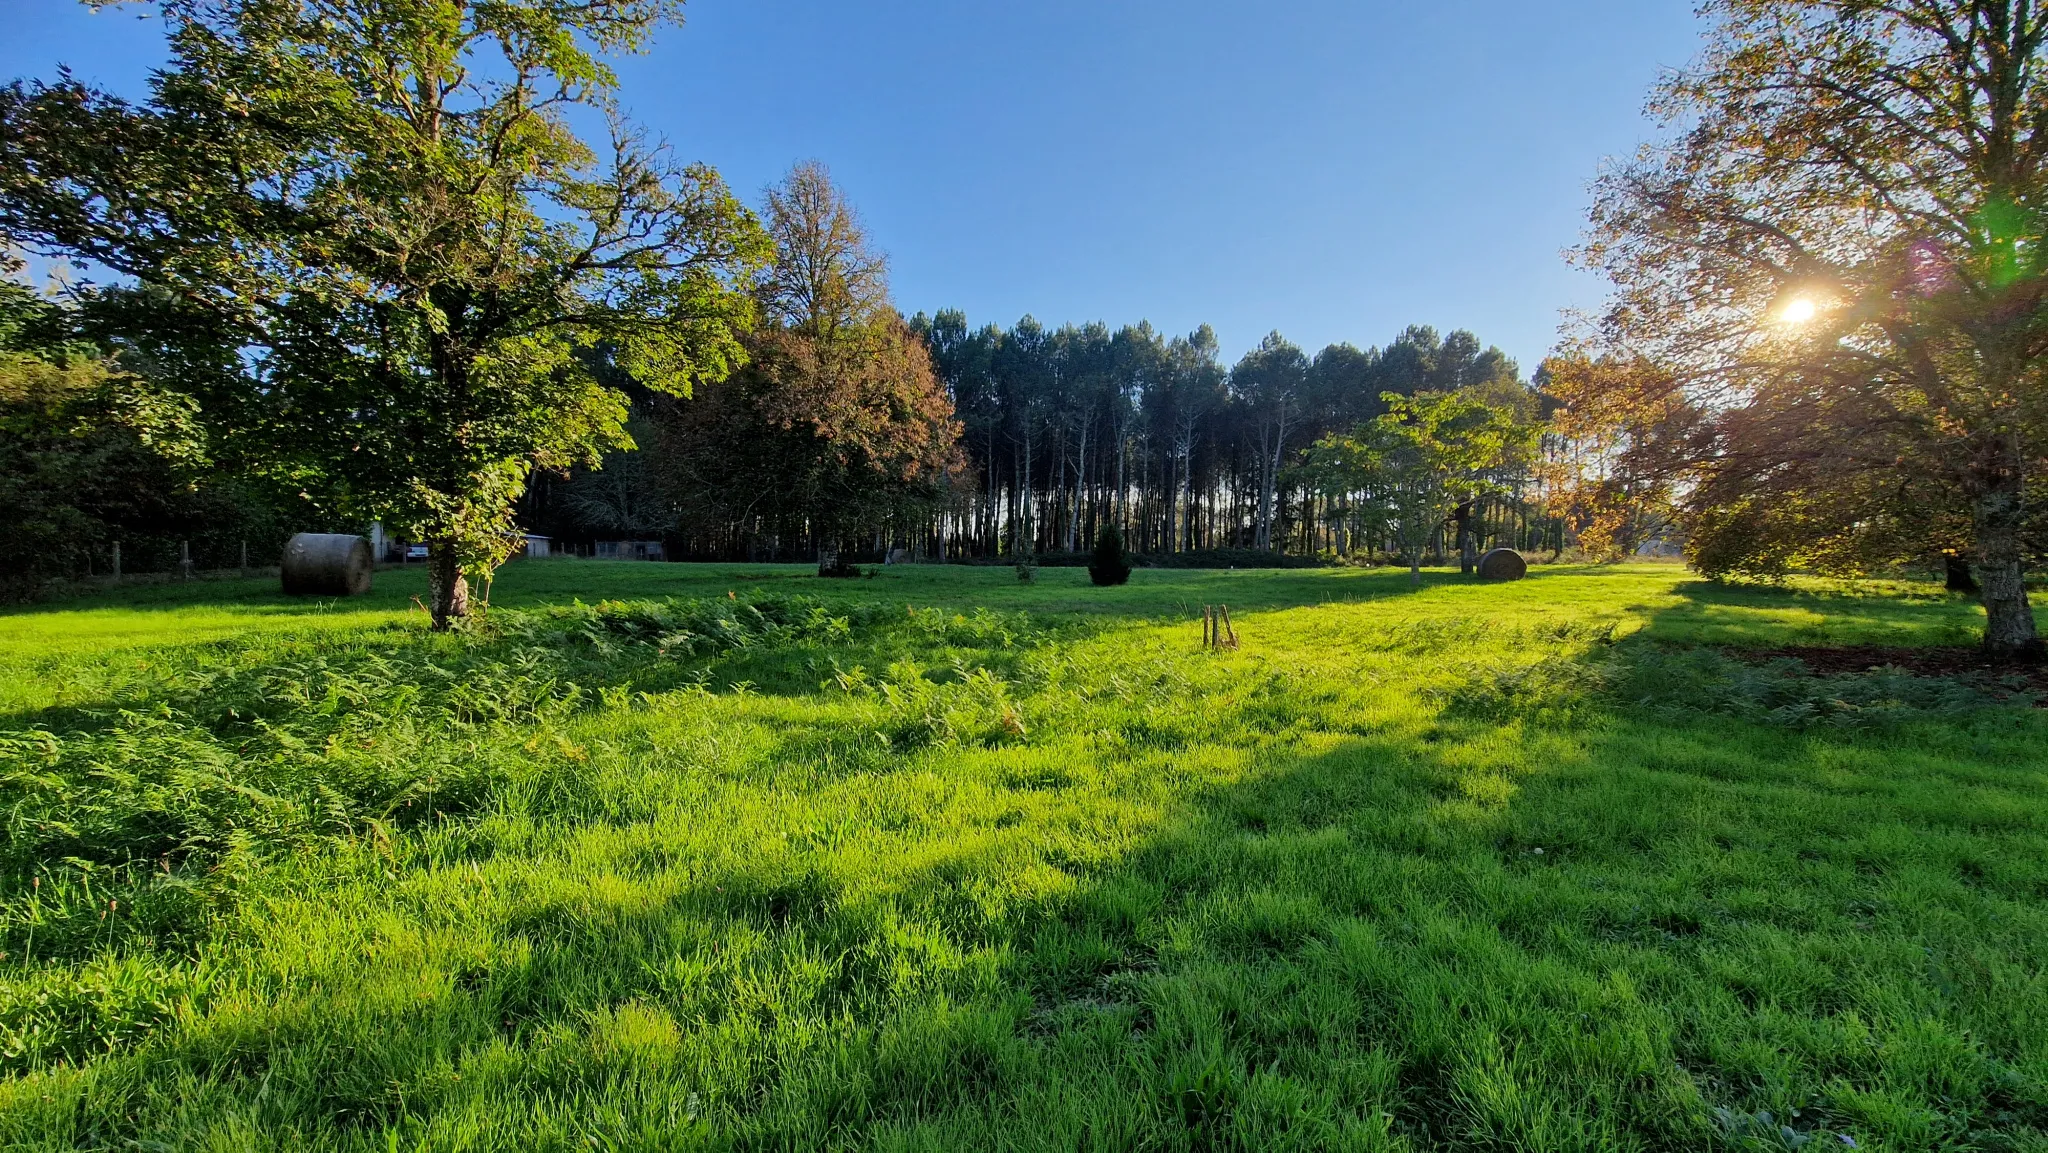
[180, 540, 192, 581]
[239, 539, 248, 576]
[111, 540, 121, 582]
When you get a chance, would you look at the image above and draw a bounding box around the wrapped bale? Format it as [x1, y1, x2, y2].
[1477, 547, 1528, 581]
[281, 533, 373, 596]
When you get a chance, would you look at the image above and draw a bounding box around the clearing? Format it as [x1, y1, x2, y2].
[0, 562, 2043, 1151]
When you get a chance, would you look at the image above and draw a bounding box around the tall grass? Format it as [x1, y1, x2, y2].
[0, 563, 2042, 1150]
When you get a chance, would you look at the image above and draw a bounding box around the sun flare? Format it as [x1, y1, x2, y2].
[1779, 296, 1818, 325]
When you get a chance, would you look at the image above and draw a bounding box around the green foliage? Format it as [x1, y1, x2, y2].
[917, 313, 1546, 561]
[1087, 524, 1131, 586]
[0, 0, 771, 619]
[0, 275, 289, 599]
[0, 563, 2042, 1149]
[1310, 389, 1539, 573]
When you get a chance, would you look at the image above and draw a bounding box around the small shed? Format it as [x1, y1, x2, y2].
[521, 534, 553, 558]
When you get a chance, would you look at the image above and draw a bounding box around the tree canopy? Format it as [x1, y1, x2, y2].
[1308, 390, 1539, 583]
[648, 163, 960, 561]
[0, 0, 769, 625]
[1570, 0, 2048, 657]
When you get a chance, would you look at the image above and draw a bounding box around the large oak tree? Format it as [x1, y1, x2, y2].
[0, 0, 769, 626]
[1577, 0, 2048, 657]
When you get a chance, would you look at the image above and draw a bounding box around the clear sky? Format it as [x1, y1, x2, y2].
[2, 0, 1705, 373]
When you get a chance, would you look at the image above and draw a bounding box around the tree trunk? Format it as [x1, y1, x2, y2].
[427, 543, 470, 631]
[1453, 501, 1475, 574]
[1258, 438, 1278, 551]
[1971, 465, 2041, 660]
[1165, 451, 1179, 556]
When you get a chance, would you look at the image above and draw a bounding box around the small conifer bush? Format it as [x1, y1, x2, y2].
[1088, 525, 1132, 586]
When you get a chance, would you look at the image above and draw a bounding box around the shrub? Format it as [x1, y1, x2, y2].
[1088, 525, 1132, 586]
[817, 551, 861, 578]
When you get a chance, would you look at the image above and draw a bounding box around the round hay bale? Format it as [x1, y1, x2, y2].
[1476, 547, 1528, 582]
[281, 533, 373, 596]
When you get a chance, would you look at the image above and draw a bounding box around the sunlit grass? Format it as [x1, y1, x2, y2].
[0, 562, 2041, 1150]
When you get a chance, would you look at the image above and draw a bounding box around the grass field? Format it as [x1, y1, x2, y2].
[0, 560, 2044, 1151]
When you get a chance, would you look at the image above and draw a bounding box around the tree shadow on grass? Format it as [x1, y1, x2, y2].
[9, 569, 2048, 1149]
[1633, 577, 1991, 649]
[17, 673, 2047, 1151]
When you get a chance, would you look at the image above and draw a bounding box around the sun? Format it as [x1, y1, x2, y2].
[1778, 296, 1818, 325]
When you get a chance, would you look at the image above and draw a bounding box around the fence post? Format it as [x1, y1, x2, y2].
[180, 540, 193, 581]
[112, 541, 122, 582]
[239, 539, 248, 576]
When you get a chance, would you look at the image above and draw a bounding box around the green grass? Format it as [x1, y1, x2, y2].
[0, 560, 2043, 1151]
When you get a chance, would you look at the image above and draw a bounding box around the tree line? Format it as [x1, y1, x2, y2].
[900, 315, 1550, 565]
[517, 221, 1559, 572]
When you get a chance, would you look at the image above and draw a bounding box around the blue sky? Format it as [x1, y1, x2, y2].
[3, 0, 1704, 373]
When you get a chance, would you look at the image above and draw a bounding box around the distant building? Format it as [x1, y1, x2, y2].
[595, 540, 666, 561]
[520, 534, 553, 558]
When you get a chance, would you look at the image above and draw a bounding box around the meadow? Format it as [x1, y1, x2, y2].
[0, 560, 2043, 1151]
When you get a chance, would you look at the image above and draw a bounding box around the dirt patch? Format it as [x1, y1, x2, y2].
[1736, 645, 2048, 705]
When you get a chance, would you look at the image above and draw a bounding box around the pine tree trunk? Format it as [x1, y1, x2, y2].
[1970, 461, 2040, 660]
[427, 543, 470, 631]
[1165, 452, 1179, 556]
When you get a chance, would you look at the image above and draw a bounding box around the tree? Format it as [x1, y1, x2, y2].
[1310, 391, 1536, 585]
[916, 308, 1003, 553]
[758, 160, 888, 340]
[0, 0, 769, 627]
[653, 163, 959, 560]
[557, 415, 673, 538]
[1577, 0, 2048, 658]
[0, 268, 208, 597]
[996, 316, 1053, 556]
[1539, 355, 1701, 562]
[1150, 325, 1224, 553]
[1230, 332, 1309, 550]
[910, 308, 1552, 565]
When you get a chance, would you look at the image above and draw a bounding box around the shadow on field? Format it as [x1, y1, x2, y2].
[12, 566, 2048, 1149]
[41, 731, 1521, 1148]
[20, 666, 2048, 1150]
[1632, 578, 1989, 649]
[1, 558, 1612, 627]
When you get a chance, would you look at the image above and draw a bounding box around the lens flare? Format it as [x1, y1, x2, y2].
[1779, 296, 1818, 324]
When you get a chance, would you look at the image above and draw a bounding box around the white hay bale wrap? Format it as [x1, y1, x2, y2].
[281, 533, 373, 596]
[1477, 548, 1528, 581]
